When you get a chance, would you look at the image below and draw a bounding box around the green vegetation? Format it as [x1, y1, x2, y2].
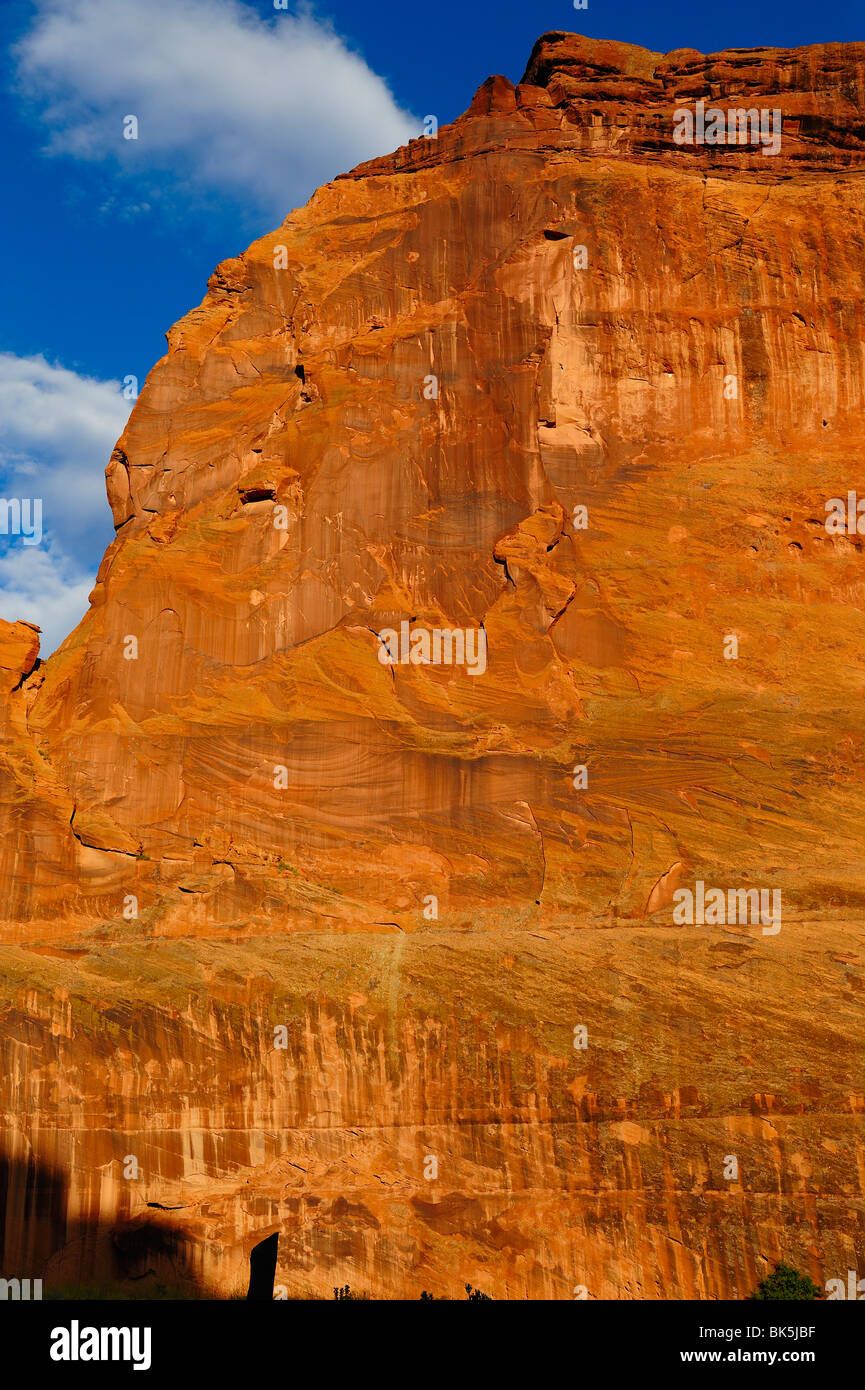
[748, 1262, 824, 1301]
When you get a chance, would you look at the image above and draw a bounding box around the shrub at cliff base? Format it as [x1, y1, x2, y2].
[749, 1263, 825, 1300]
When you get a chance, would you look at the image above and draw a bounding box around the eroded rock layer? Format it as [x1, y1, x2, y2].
[1, 32, 865, 1298]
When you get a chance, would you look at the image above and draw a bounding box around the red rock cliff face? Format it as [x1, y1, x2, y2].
[1, 32, 865, 1299]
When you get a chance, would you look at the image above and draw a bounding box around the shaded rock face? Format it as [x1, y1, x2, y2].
[2, 32, 865, 1298]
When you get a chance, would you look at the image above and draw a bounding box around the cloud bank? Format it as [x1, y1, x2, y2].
[0, 353, 130, 655]
[14, 0, 419, 219]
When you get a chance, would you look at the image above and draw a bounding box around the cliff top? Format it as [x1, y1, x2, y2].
[342, 32, 865, 183]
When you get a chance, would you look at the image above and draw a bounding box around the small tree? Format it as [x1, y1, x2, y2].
[465, 1283, 492, 1301]
[749, 1262, 824, 1301]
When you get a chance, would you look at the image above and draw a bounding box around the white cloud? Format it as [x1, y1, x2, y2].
[14, 0, 418, 219]
[0, 352, 129, 551]
[0, 545, 95, 659]
[0, 353, 130, 656]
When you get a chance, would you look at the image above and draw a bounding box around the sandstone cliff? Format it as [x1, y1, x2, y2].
[1, 32, 864, 1299]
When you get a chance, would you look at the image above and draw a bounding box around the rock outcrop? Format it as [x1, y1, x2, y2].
[2, 32, 865, 1299]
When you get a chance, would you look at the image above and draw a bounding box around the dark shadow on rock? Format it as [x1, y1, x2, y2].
[247, 1232, 278, 1300]
[0, 1145, 223, 1299]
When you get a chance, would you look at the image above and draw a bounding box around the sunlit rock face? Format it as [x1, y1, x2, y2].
[1, 33, 865, 1299]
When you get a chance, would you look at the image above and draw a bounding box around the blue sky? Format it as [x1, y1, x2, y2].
[0, 0, 860, 653]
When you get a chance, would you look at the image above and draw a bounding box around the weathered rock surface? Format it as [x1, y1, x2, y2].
[2, 32, 865, 1298]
